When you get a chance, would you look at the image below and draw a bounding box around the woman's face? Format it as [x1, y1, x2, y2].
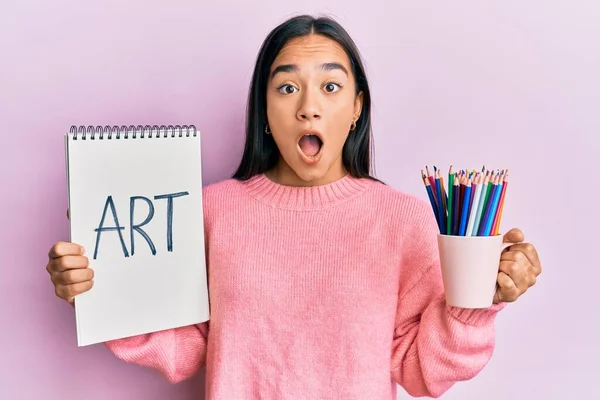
[265, 34, 363, 186]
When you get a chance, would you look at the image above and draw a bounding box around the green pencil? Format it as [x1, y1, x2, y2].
[480, 170, 494, 219]
[447, 165, 454, 235]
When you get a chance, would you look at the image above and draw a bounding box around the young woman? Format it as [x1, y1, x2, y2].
[45, 14, 542, 399]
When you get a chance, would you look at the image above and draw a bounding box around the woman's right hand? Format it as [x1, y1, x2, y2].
[46, 239, 94, 305]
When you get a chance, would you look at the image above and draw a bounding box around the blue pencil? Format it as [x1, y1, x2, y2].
[434, 172, 446, 234]
[422, 171, 440, 231]
[452, 177, 460, 235]
[472, 171, 491, 236]
[458, 178, 472, 236]
[477, 174, 499, 236]
[482, 173, 504, 235]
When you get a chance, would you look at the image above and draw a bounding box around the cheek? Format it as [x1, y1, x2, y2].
[324, 98, 355, 140]
[267, 94, 294, 122]
[266, 96, 298, 151]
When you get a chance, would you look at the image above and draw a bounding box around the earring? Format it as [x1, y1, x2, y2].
[265, 124, 271, 134]
[350, 120, 357, 131]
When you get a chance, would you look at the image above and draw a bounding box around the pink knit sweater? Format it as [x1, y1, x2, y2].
[104, 173, 505, 399]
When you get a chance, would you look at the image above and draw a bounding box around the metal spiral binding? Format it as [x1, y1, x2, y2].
[69, 125, 197, 140]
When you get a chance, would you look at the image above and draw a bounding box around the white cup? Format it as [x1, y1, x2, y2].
[437, 234, 512, 308]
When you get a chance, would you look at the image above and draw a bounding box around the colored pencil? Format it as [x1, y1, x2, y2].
[465, 173, 483, 236]
[446, 165, 454, 235]
[480, 171, 494, 220]
[437, 168, 448, 228]
[477, 173, 500, 236]
[421, 165, 510, 236]
[422, 170, 439, 231]
[482, 173, 504, 235]
[472, 170, 491, 236]
[426, 166, 437, 205]
[456, 173, 463, 233]
[440, 176, 448, 210]
[466, 171, 476, 222]
[460, 174, 466, 208]
[434, 169, 446, 234]
[458, 177, 472, 236]
[491, 170, 509, 235]
[452, 177, 460, 235]
[488, 170, 505, 234]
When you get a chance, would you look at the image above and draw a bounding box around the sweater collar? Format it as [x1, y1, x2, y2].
[239, 173, 372, 210]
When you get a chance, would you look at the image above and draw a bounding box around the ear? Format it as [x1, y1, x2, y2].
[353, 91, 363, 121]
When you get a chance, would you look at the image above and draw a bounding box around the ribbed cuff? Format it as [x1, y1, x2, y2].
[447, 301, 507, 327]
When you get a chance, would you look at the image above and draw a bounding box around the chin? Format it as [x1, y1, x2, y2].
[290, 167, 329, 183]
[288, 155, 344, 185]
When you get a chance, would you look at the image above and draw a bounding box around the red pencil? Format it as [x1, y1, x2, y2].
[426, 166, 437, 204]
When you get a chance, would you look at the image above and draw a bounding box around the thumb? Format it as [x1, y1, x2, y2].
[503, 227, 524, 243]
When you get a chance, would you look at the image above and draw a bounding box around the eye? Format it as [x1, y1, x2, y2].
[323, 82, 342, 93]
[277, 84, 298, 94]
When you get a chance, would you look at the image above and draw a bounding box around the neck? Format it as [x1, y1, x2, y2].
[240, 171, 371, 211]
[266, 158, 347, 187]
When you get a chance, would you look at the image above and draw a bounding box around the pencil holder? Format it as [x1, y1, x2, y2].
[421, 165, 511, 308]
[437, 234, 510, 308]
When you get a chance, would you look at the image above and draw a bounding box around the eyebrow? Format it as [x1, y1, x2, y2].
[270, 62, 349, 79]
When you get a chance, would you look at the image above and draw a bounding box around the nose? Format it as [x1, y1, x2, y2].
[296, 89, 321, 121]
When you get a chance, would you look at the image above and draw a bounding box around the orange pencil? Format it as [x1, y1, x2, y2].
[491, 170, 509, 235]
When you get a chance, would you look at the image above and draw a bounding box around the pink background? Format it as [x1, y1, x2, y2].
[1, 1, 597, 399]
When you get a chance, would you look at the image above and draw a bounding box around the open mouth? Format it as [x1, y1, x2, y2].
[297, 131, 323, 159]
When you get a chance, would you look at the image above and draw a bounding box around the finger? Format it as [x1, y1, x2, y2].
[503, 228, 524, 244]
[51, 268, 94, 286]
[500, 249, 529, 265]
[48, 255, 89, 273]
[504, 243, 541, 273]
[496, 271, 520, 302]
[55, 281, 94, 302]
[500, 251, 539, 289]
[499, 260, 530, 293]
[498, 259, 521, 276]
[48, 241, 85, 259]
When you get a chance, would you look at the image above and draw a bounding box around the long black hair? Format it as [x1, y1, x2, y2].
[232, 14, 379, 182]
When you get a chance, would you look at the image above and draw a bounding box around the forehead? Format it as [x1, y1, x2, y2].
[272, 34, 351, 70]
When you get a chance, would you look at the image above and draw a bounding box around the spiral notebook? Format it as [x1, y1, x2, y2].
[65, 125, 210, 346]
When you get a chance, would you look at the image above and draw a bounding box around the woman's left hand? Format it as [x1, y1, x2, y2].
[493, 228, 542, 304]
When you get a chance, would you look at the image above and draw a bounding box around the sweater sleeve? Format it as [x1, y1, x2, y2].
[103, 321, 209, 383]
[390, 197, 506, 398]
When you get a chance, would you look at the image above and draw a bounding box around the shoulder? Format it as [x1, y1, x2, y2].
[199, 178, 246, 230]
[369, 182, 442, 283]
[201, 178, 246, 211]
[369, 180, 439, 247]
[202, 178, 240, 199]
[368, 179, 435, 221]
